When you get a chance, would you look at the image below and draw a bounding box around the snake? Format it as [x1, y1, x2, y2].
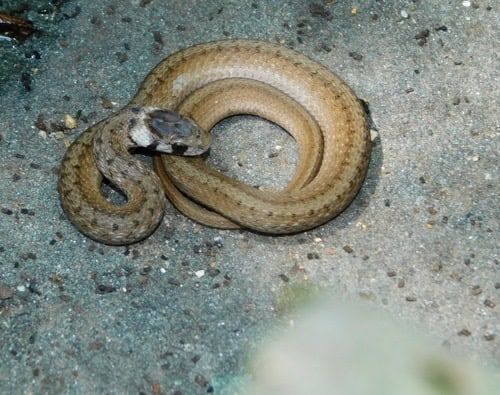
[58, 39, 371, 245]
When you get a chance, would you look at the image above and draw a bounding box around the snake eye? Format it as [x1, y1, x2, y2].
[171, 143, 188, 154]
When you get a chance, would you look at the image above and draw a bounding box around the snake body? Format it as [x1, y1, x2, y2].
[58, 39, 371, 244]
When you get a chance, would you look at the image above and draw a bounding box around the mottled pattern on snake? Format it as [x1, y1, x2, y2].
[58, 107, 210, 245]
[58, 39, 371, 245]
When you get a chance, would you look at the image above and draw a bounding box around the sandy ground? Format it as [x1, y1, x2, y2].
[0, 1, 498, 394]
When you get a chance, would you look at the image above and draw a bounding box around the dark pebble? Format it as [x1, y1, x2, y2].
[279, 274, 289, 283]
[207, 267, 220, 277]
[191, 355, 200, 364]
[458, 328, 471, 336]
[309, 3, 332, 20]
[34, 114, 48, 131]
[95, 284, 115, 294]
[483, 299, 495, 308]
[342, 245, 354, 254]
[349, 51, 363, 61]
[471, 285, 482, 296]
[434, 25, 447, 32]
[415, 29, 430, 46]
[90, 16, 102, 26]
[115, 52, 128, 63]
[307, 252, 320, 259]
[20, 208, 35, 216]
[21, 72, 32, 91]
[153, 31, 163, 44]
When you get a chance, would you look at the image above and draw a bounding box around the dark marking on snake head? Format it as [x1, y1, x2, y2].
[150, 109, 182, 122]
[112, 223, 119, 231]
[130, 107, 141, 114]
[171, 143, 188, 154]
[128, 118, 137, 132]
[146, 141, 159, 150]
[106, 158, 114, 165]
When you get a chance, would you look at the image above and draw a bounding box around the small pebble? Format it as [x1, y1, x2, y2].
[307, 252, 320, 260]
[279, 274, 290, 283]
[194, 270, 205, 278]
[0, 285, 14, 299]
[462, 1, 471, 7]
[483, 299, 495, 308]
[343, 245, 354, 254]
[458, 328, 471, 336]
[400, 10, 409, 18]
[64, 114, 78, 129]
[471, 285, 482, 296]
[483, 333, 495, 341]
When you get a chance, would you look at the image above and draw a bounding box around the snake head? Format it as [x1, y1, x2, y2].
[129, 107, 211, 156]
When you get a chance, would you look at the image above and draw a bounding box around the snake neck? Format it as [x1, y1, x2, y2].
[93, 114, 154, 186]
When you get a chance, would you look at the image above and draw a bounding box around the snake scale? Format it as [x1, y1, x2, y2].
[58, 39, 371, 245]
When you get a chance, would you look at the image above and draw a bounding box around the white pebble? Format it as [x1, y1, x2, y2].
[400, 10, 409, 19]
[195, 269, 205, 278]
[462, 1, 471, 7]
[64, 114, 78, 129]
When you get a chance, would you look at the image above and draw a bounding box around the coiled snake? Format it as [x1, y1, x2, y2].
[58, 39, 371, 245]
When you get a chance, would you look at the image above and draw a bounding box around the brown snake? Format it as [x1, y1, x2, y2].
[58, 39, 371, 245]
